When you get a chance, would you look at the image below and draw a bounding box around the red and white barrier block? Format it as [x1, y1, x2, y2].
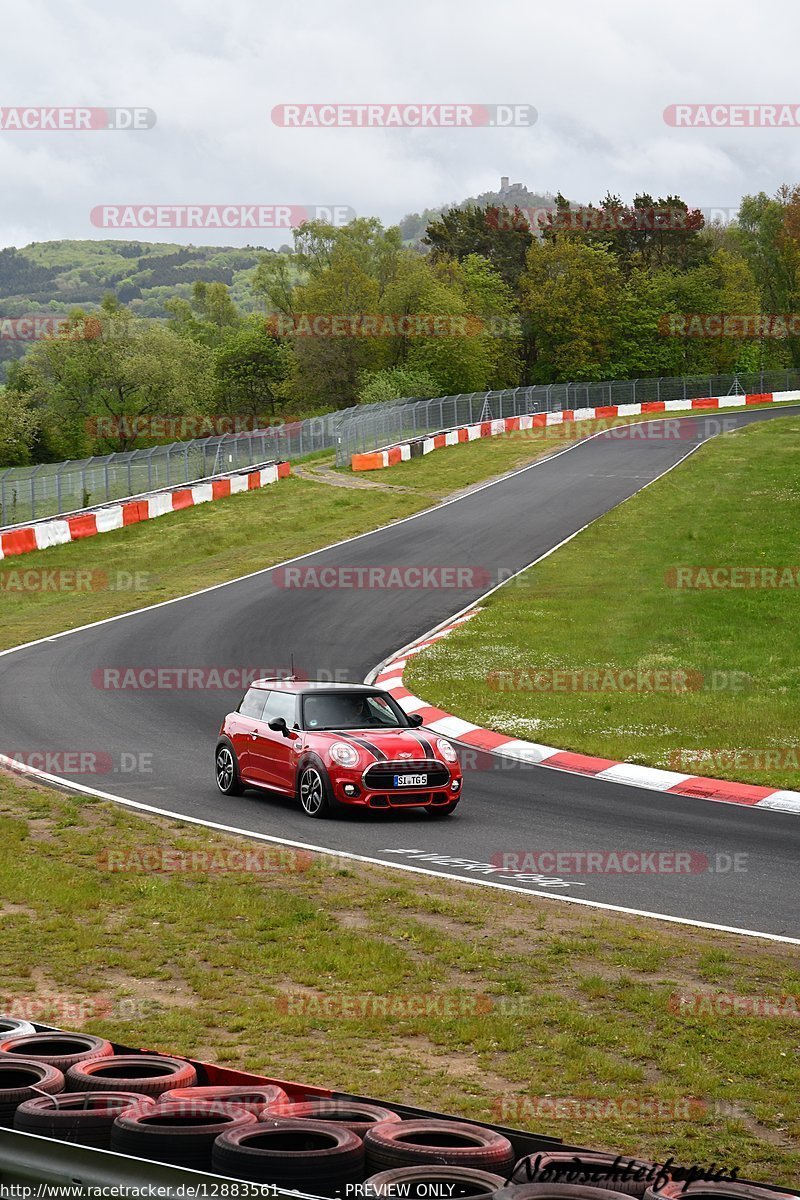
[351, 390, 800, 470]
[372, 613, 800, 815]
[0, 461, 291, 560]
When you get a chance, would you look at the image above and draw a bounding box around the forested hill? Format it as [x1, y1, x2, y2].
[0, 241, 272, 318]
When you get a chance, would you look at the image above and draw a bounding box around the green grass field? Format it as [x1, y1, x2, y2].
[405, 414, 800, 791]
[0, 772, 797, 1183]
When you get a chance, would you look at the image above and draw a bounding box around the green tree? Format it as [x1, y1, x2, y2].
[166, 281, 241, 348]
[13, 301, 214, 454]
[424, 204, 533, 289]
[378, 254, 499, 396]
[214, 317, 287, 419]
[358, 364, 437, 405]
[520, 240, 623, 381]
[609, 248, 761, 380]
[286, 249, 383, 408]
[0, 388, 39, 466]
[738, 185, 800, 366]
[542, 193, 708, 275]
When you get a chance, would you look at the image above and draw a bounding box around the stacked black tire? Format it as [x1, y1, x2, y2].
[112, 1101, 257, 1172]
[0, 1059, 64, 1127]
[0, 1032, 114, 1073]
[213, 1118, 365, 1196]
[15, 1093, 155, 1149]
[0, 1036, 794, 1198]
[66, 1054, 197, 1095]
[363, 1119, 516, 1177]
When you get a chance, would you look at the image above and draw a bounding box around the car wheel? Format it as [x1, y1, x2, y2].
[216, 741, 244, 796]
[298, 763, 332, 818]
[423, 802, 459, 818]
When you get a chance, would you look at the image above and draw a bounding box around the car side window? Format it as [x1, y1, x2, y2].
[238, 688, 268, 720]
[263, 690, 298, 729]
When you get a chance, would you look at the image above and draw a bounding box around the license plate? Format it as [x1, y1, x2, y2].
[394, 773, 427, 788]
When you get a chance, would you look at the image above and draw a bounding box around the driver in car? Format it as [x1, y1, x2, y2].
[338, 695, 372, 727]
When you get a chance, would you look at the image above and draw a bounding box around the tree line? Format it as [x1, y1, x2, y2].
[2, 186, 799, 466]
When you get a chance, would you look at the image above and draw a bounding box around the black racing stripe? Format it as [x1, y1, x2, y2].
[409, 730, 435, 758]
[349, 736, 388, 761]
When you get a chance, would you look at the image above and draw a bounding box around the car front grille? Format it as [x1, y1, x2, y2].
[363, 759, 451, 790]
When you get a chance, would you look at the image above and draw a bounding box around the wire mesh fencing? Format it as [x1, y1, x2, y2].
[2, 368, 798, 527]
[332, 368, 800, 465]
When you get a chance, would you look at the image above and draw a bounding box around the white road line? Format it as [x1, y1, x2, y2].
[0, 756, 797, 946]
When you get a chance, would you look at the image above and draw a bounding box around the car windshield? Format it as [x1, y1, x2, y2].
[302, 691, 409, 731]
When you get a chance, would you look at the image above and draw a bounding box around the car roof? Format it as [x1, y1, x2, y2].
[248, 679, 387, 694]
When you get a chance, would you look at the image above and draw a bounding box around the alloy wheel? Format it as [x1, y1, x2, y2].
[300, 767, 325, 815]
[216, 747, 235, 792]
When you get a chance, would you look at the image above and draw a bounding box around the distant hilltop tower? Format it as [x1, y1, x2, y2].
[498, 176, 522, 197]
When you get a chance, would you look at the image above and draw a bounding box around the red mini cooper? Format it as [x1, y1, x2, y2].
[216, 680, 463, 818]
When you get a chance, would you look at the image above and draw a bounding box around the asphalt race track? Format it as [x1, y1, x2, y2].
[2, 408, 799, 938]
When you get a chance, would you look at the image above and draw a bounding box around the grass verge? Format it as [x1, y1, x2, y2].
[405, 414, 800, 791]
[0, 770, 797, 1183]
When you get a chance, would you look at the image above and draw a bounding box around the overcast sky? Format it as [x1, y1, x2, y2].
[2, 0, 800, 250]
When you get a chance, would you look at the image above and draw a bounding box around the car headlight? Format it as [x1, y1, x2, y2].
[330, 742, 360, 768]
[436, 738, 458, 764]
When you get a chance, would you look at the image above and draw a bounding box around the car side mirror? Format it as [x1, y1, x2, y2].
[407, 713, 424, 727]
[268, 717, 292, 737]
